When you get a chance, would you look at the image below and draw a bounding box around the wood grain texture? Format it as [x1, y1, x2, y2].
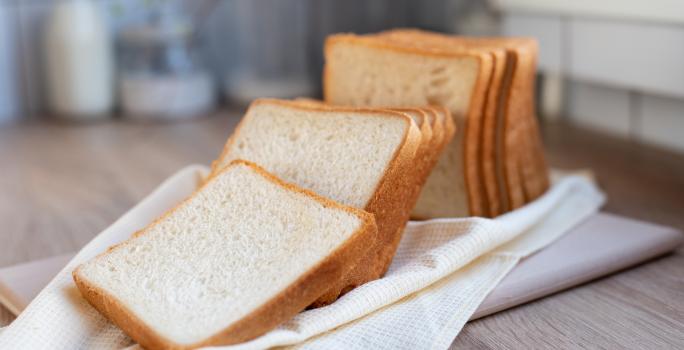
[0, 113, 682, 349]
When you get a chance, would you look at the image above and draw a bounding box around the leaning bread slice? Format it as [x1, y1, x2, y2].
[212, 99, 421, 305]
[73, 160, 377, 350]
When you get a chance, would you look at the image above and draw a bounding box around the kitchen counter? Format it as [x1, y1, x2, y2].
[0, 111, 682, 348]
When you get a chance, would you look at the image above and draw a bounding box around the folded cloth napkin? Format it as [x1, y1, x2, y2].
[0, 165, 604, 350]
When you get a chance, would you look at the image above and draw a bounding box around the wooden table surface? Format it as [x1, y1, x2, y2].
[1, 111, 682, 348]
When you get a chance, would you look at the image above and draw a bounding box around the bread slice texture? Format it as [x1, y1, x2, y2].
[212, 99, 421, 305]
[73, 160, 377, 349]
[324, 33, 492, 217]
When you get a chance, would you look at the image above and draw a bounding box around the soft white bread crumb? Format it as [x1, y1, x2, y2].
[215, 99, 414, 209]
[74, 160, 376, 349]
[211, 99, 421, 306]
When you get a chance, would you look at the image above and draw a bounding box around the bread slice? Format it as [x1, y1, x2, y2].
[73, 160, 377, 350]
[324, 33, 493, 217]
[211, 99, 421, 305]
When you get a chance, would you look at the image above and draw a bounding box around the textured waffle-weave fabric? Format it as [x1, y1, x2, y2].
[0, 166, 604, 350]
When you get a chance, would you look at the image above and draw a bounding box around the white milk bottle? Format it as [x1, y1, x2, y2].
[45, 0, 113, 120]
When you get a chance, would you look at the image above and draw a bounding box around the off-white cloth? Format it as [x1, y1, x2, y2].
[0, 165, 604, 350]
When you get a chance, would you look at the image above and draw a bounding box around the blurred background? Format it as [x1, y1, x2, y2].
[0, 0, 683, 153]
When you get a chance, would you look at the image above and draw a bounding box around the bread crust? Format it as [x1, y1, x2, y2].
[73, 160, 378, 350]
[497, 38, 549, 204]
[325, 33, 491, 217]
[410, 106, 457, 220]
[479, 51, 506, 217]
[448, 36, 549, 208]
[375, 106, 454, 278]
[287, 100, 440, 305]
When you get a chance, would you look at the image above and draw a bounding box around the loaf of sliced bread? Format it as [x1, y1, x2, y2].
[380, 30, 550, 210]
[324, 33, 493, 217]
[324, 30, 549, 218]
[212, 99, 421, 305]
[73, 160, 377, 350]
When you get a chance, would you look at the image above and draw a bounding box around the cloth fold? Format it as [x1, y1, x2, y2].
[0, 165, 604, 350]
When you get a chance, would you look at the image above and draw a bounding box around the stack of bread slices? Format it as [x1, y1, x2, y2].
[324, 29, 550, 218]
[74, 99, 453, 349]
[72, 29, 550, 349]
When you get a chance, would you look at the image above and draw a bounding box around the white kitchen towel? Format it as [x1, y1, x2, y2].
[0, 165, 604, 349]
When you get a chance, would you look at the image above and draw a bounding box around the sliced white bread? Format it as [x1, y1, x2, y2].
[73, 160, 377, 350]
[375, 29, 550, 213]
[324, 33, 493, 217]
[212, 99, 421, 305]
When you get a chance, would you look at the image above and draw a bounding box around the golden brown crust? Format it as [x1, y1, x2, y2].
[504, 39, 549, 203]
[376, 106, 453, 272]
[73, 160, 378, 350]
[466, 37, 549, 208]
[479, 51, 505, 217]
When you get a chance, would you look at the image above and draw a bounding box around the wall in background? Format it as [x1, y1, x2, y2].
[502, 11, 684, 154]
[0, 2, 21, 123]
